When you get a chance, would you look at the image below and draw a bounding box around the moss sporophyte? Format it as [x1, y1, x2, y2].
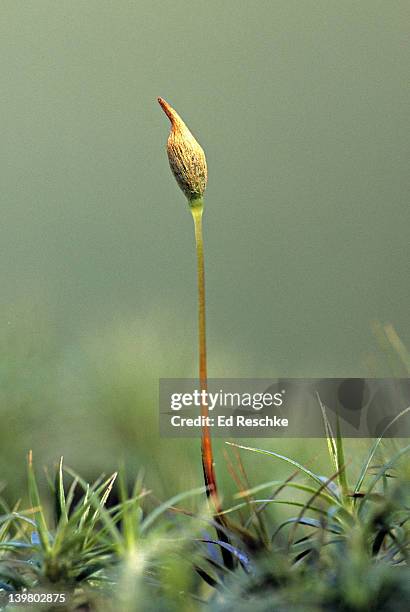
[157, 97, 217, 499]
[158, 98, 233, 566]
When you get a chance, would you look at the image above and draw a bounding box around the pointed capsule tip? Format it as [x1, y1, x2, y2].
[157, 97, 177, 125]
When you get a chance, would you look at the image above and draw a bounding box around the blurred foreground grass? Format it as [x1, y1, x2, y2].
[0, 413, 408, 611]
[0, 307, 409, 610]
[0, 306, 407, 509]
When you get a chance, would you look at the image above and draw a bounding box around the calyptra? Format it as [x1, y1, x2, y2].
[158, 97, 207, 205]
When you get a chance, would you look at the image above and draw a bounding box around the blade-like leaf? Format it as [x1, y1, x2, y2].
[140, 487, 206, 533]
[27, 451, 51, 553]
[55, 457, 68, 527]
[354, 406, 410, 494]
[272, 516, 342, 541]
[198, 539, 251, 573]
[359, 443, 410, 516]
[227, 443, 341, 502]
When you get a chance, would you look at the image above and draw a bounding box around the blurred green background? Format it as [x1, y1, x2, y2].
[0, 2, 409, 501]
